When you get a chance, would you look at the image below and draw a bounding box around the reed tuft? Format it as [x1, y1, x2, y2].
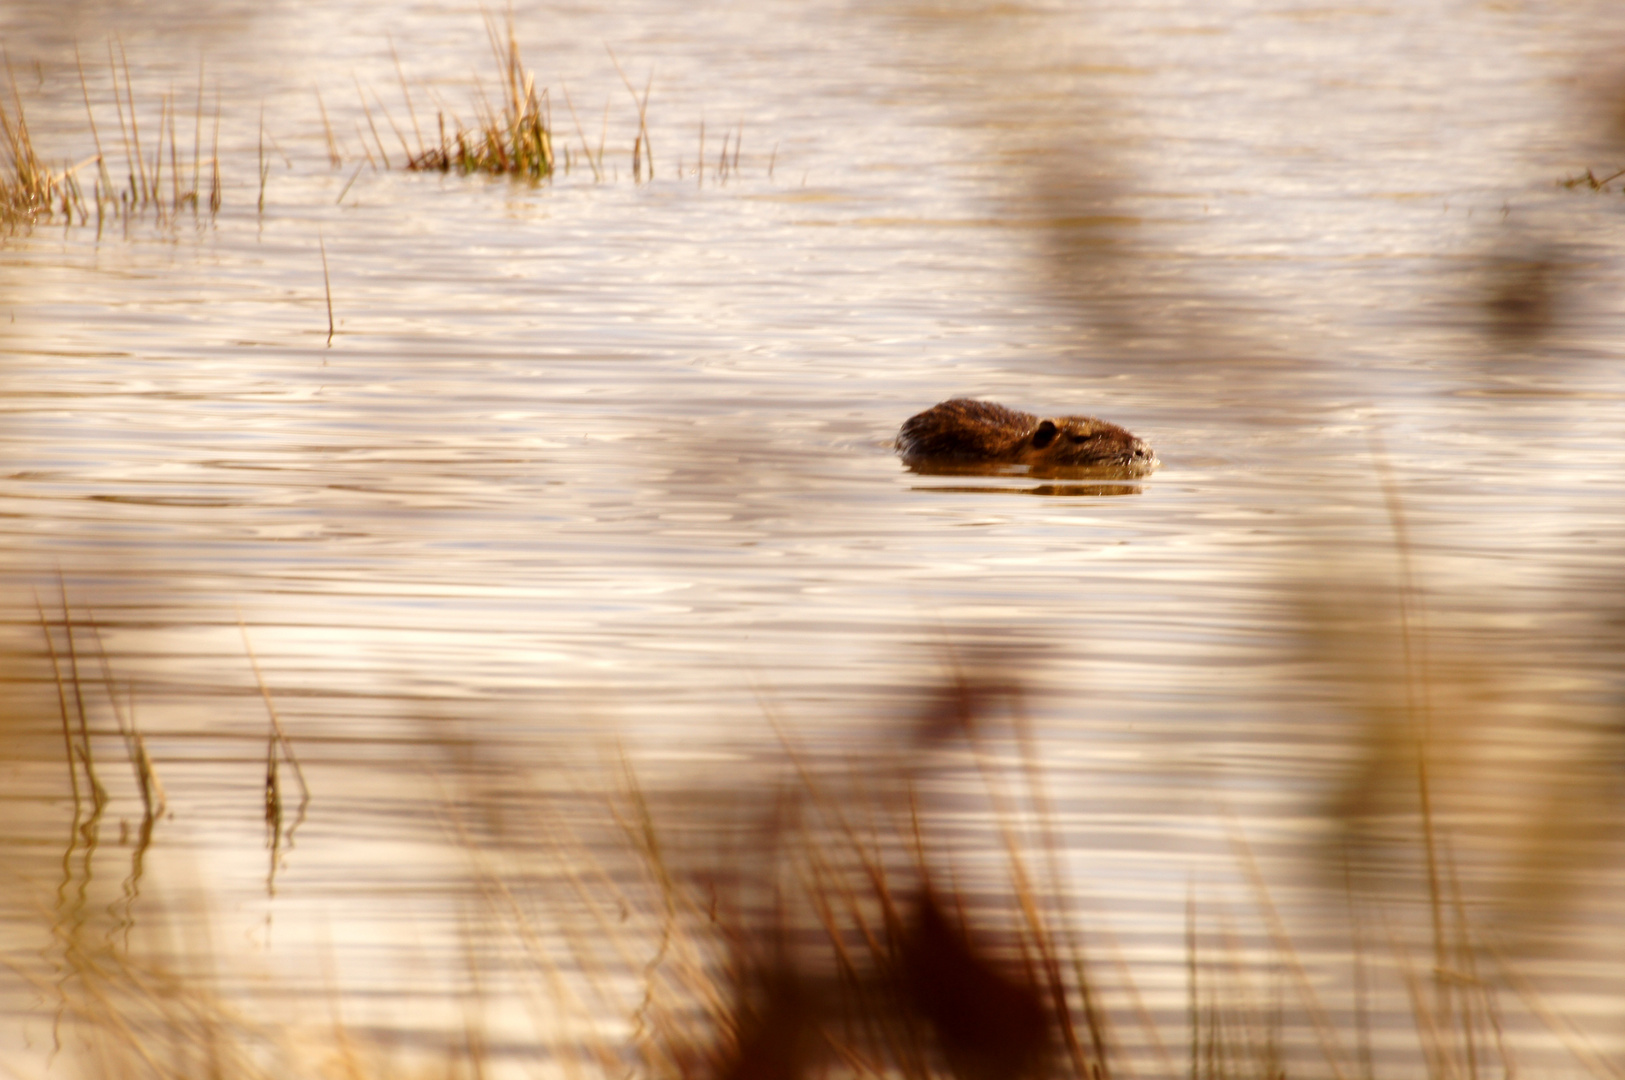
[0, 67, 78, 225]
[2, 44, 221, 230]
[404, 13, 555, 179]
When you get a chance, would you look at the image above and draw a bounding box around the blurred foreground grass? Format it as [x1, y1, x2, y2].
[4, 589, 1621, 1080]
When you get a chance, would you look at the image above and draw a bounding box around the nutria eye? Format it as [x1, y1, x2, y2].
[1067, 432, 1095, 444]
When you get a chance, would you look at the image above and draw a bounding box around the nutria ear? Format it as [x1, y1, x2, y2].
[1031, 419, 1059, 449]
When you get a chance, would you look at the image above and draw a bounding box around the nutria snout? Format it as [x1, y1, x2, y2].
[896, 399, 1158, 477]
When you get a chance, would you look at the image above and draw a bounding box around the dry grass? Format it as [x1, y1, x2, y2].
[0, 64, 83, 224]
[1, 45, 220, 230]
[605, 674, 1116, 1080]
[353, 16, 757, 187]
[2, 606, 1617, 1080]
[5, 19, 758, 232]
[398, 13, 557, 180]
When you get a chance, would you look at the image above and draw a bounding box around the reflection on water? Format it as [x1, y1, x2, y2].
[901, 454, 1154, 496]
[2, 0, 1625, 1076]
[909, 482, 1144, 498]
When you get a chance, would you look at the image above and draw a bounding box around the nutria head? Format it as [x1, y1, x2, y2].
[895, 399, 1158, 478]
[1021, 415, 1158, 474]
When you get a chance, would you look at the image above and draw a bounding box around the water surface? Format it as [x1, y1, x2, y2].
[3, 0, 1625, 1075]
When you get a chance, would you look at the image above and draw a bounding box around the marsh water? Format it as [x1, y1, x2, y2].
[4, 0, 1625, 1075]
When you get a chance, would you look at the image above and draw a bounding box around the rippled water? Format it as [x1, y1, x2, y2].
[4, 0, 1625, 1075]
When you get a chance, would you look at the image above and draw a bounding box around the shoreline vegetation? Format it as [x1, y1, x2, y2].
[0, 18, 769, 232]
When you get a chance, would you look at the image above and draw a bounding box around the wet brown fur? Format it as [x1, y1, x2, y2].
[896, 399, 1157, 475]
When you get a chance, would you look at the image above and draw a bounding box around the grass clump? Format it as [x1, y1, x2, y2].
[1, 46, 221, 230]
[0, 72, 84, 225]
[349, 16, 687, 185]
[83, 45, 222, 224]
[609, 674, 1113, 1080]
[397, 15, 555, 180]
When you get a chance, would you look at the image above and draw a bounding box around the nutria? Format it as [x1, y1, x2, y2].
[896, 399, 1158, 477]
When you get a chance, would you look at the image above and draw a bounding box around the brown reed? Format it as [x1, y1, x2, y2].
[402, 12, 555, 179]
[0, 62, 76, 224]
[0, 43, 222, 229]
